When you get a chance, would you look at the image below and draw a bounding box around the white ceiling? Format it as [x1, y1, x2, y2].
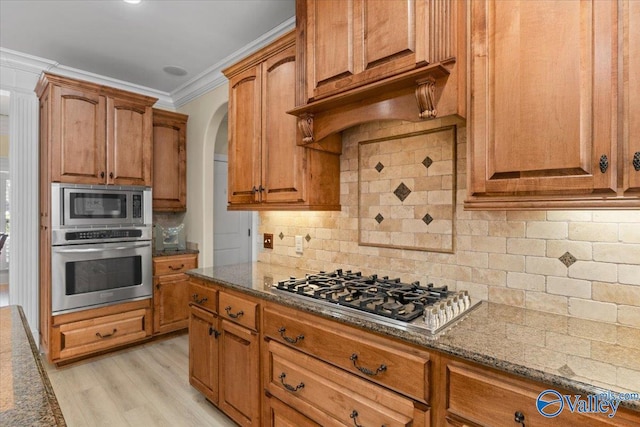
[0, 0, 295, 97]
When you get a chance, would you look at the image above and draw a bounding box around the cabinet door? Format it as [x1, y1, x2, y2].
[265, 396, 322, 427]
[261, 44, 306, 204]
[219, 319, 260, 426]
[623, 0, 640, 193]
[228, 66, 262, 205]
[468, 0, 617, 198]
[50, 85, 106, 184]
[153, 110, 187, 211]
[189, 306, 220, 404]
[107, 97, 153, 186]
[153, 274, 189, 334]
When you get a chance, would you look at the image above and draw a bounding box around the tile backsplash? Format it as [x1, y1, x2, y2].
[258, 118, 640, 327]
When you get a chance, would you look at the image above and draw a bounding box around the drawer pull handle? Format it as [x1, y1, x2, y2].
[192, 294, 208, 305]
[168, 264, 185, 271]
[278, 373, 304, 392]
[634, 152, 640, 171]
[349, 410, 363, 427]
[96, 329, 117, 339]
[278, 327, 304, 344]
[514, 411, 525, 427]
[350, 353, 387, 376]
[225, 306, 244, 319]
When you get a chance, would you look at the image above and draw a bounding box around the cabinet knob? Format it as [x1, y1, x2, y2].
[208, 327, 220, 338]
[109, 172, 114, 179]
[599, 154, 609, 173]
[514, 411, 525, 426]
[633, 152, 640, 171]
[100, 171, 105, 179]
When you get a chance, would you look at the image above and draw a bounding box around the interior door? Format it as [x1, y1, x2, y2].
[214, 157, 252, 267]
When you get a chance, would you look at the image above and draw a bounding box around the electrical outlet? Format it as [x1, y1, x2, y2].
[263, 233, 273, 249]
[295, 235, 303, 254]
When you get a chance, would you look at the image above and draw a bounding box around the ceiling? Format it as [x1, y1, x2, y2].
[0, 0, 295, 96]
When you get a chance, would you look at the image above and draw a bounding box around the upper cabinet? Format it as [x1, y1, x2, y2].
[152, 109, 188, 211]
[290, 0, 466, 145]
[623, 0, 640, 195]
[36, 73, 156, 187]
[223, 31, 341, 211]
[466, 0, 640, 209]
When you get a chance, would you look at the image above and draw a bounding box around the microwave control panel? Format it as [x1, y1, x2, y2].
[65, 229, 143, 241]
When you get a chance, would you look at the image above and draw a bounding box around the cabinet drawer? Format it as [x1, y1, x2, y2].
[219, 291, 258, 331]
[266, 340, 422, 427]
[446, 360, 637, 427]
[153, 254, 197, 275]
[188, 281, 218, 314]
[264, 305, 430, 402]
[56, 306, 151, 361]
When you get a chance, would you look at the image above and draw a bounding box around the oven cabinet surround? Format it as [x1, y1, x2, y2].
[466, 0, 640, 209]
[35, 72, 156, 187]
[262, 303, 431, 427]
[48, 299, 152, 363]
[152, 253, 197, 335]
[152, 109, 188, 211]
[289, 0, 466, 146]
[436, 355, 640, 427]
[189, 278, 261, 427]
[222, 30, 341, 211]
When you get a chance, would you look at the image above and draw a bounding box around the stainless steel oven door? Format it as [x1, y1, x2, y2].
[51, 240, 152, 314]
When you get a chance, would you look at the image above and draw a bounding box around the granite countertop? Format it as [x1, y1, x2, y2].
[0, 306, 66, 426]
[188, 262, 640, 412]
[152, 248, 199, 258]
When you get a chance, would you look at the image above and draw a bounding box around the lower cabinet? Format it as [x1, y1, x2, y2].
[264, 395, 322, 427]
[189, 305, 219, 404]
[50, 299, 152, 363]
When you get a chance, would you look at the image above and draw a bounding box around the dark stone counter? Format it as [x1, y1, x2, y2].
[0, 306, 66, 426]
[188, 262, 640, 412]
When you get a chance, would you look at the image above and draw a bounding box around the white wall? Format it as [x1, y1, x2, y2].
[178, 83, 229, 268]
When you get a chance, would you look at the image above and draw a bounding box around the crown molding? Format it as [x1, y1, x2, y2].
[171, 16, 296, 107]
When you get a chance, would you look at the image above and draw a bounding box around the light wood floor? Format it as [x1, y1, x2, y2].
[44, 334, 237, 427]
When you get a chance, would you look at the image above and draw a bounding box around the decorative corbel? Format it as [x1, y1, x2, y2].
[415, 78, 437, 119]
[298, 114, 314, 144]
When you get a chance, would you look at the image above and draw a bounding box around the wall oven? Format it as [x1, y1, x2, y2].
[50, 183, 153, 315]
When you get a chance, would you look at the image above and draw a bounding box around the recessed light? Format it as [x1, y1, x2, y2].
[163, 66, 188, 77]
[123, 0, 142, 4]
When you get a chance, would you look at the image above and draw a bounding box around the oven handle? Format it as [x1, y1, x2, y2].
[53, 243, 150, 253]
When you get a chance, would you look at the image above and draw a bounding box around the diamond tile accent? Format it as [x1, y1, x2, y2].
[393, 182, 411, 202]
[422, 156, 433, 169]
[559, 252, 577, 267]
[422, 213, 434, 225]
[375, 162, 384, 173]
[558, 364, 576, 378]
[375, 213, 384, 224]
[278, 232, 284, 240]
[305, 234, 311, 242]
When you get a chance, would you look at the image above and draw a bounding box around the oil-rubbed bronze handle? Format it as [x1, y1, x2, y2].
[278, 327, 304, 344]
[96, 329, 117, 339]
[209, 327, 220, 338]
[225, 306, 244, 319]
[109, 172, 114, 179]
[633, 152, 640, 171]
[168, 264, 184, 271]
[100, 171, 105, 179]
[350, 353, 387, 376]
[514, 411, 525, 427]
[599, 154, 609, 173]
[252, 186, 259, 193]
[192, 294, 208, 305]
[278, 373, 304, 392]
[350, 410, 363, 427]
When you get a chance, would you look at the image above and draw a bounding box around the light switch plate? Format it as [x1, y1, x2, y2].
[263, 233, 273, 249]
[295, 235, 303, 254]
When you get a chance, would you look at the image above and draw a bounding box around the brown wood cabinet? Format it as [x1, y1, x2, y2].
[35, 72, 156, 186]
[264, 395, 322, 427]
[188, 279, 261, 426]
[152, 253, 197, 335]
[49, 299, 152, 363]
[152, 109, 188, 211]
[223, 31, 341, 211]
[466, 0, 640, 209]
[623, 0, 640, 194]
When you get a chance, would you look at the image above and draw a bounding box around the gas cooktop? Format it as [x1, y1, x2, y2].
[273, 269, 480, 335]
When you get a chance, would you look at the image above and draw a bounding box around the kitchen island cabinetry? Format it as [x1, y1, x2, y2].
[188, 278, 261, 426]
[152, 253, 197, 335]
[466, 0, 639, 209]
[35, 72, 156, 186]
[152, 109, 188, 211]
[223, 30, 340, 211]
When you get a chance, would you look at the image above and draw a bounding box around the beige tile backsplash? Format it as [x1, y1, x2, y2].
[258, 119, 640, 327]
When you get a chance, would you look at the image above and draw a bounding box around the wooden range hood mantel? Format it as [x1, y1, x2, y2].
[288, 63, 455, 151]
